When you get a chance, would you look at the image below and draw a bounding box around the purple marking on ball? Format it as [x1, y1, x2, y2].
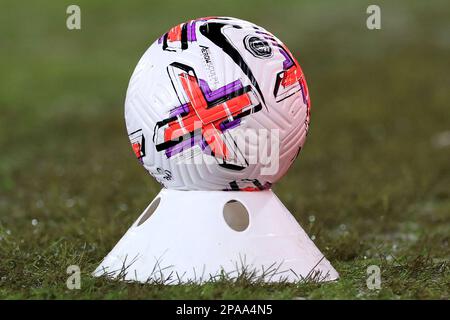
[198, 79, 243, 102]
[279, 49, 294, 69]
[169, 104, 189, 118]
[187, 21, 197, 42]
[165, 134, 207, 158]
[220, 119, 241, 131]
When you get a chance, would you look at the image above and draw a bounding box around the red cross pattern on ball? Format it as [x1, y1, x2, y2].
[154, 62, 262, 161]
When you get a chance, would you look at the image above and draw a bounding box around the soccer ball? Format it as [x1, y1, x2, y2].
[125, 17, 311, 191]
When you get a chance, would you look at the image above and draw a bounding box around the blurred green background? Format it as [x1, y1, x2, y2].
[0, 0, 449, 299]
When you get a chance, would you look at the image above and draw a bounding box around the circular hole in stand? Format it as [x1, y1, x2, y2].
[223, 200, 250, 232]
[137, 197, 161, 226]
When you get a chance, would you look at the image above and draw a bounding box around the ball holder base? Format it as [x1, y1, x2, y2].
[94, 189, 338, 283]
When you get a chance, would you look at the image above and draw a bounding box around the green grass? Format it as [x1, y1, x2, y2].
[0, 0, 449, 299]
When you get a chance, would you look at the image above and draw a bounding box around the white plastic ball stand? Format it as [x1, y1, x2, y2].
[94, 188, 338, 284]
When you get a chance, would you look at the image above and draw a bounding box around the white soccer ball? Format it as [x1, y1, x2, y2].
[125, 17, 311, 191]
